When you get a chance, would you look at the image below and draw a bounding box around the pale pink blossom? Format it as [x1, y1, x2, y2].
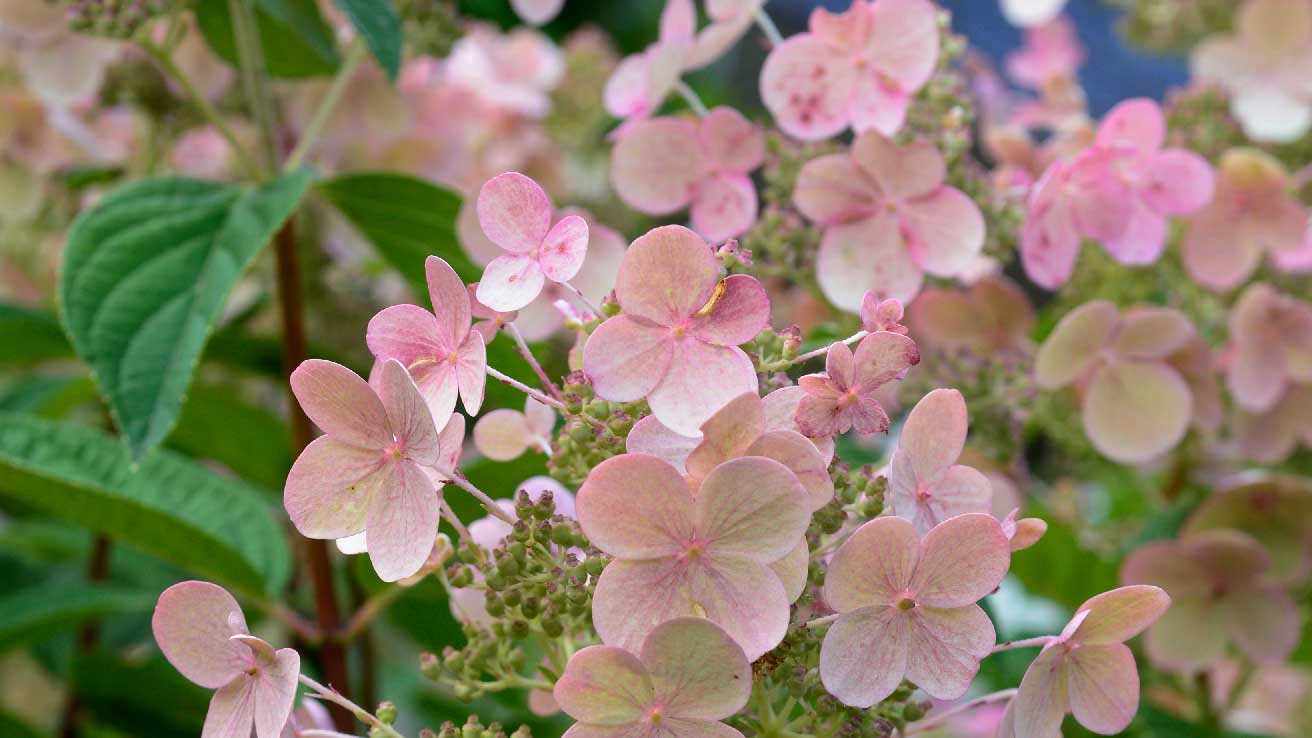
[760, 0, 940, 140]
[511, 0, 564, 26]
[1035, 301, 1196, 463]
[907, 275, 1035, 355]
[611, 106, 765, 242]
[583, 225, 769, 436]
[368, 256, 487, 421]
[1005, 16, 1084, 91]
[0, 0, 120, 107]
[795, 131, 986, 307]
[284, 359, 443, 582]
[1006, 585, 1169, 738]
[819, 514, 1011, 707]
[577, 454, 810, 660]
[171, 127, 234, 179]
[468, 283, 518, 342]
[153, 581, 300, 738]
[763, 385, 837, 461]
[1181, 476, 1312, 585]
[473, 397, 555, 461]
[604, 1, 688, 124]
[1183, 148, 1310, 290]
[888, 389, 994, 534]
[554, 618, 751, 738]
[281, 699, 332, 738]
[445, 26, 564, 118]
[1167, 335, 1224, 436]
[796, 332, 920, 436]
[685, 0, 766, 70]
[1000, 510, 1048, 551]
[1225, 283, 1312, 413]
[1234, 383, 1312, 463]
[1123, 530, 1298, 672]
[859, 292, 907, 334]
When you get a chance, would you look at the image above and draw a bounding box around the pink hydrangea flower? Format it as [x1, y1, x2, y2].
[999, 509, 1048, 551]
[510, 0, 564, 26]
[1224, 283, 1312, 413]
[1123, 530, 1298, 672]
[906, 275, 1035, 355]
[582, 225, 769, 436]
[468, 283, 517, 342]
[762, 385, 837, 461]
[445, 26, 564, 118]
[684, 0, 766, 70]
[0, 0, 120, 107]
[153, 581, 300, 738]
[611, 106, 766, 242]
[1021, 99, 1215, 289]
[473, 396, 555, 461]
[475, 172, 590, 312]
[1005, 16, 1085, 91]
[1181, 476, 1312, 584]
[1192, 0, 1312, 143]
[1183, 148, 1310, 290]
[819, 513, 1011, 707]
[554, 617, 751, 738]
[794, 131, 986, 307]
[1004, 585, 1170, 738]
[367, 255, 487, 422]
[171, 126, 233, 179]
[796, 332, 920, 436]
[859, 292, 907, 334]
[1233, 383, 1312, 464]
[888, 389, 993, 535]
[760, 0, 940, 140]
[577, 454, 810, 660]
[1035, 301, 1196, 463]
[285, 359, 443, 582]
[604, 1, 687, 125]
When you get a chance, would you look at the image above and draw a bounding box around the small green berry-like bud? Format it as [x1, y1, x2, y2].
[509, 619, 530, 639]
[584, 556, 607, 576]
[377, 702, 398, 724]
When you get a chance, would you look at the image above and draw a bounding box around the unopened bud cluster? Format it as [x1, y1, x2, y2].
[63, 0, 171, 38]
[427, 715, 531, 738]
[549, 372, 643, 487]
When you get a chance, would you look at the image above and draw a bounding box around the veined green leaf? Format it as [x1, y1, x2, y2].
[0, 583, 151, 651]
[332, 0, 402, 80]
[195, 0, 339, 78]
[0, 303, 70, 368]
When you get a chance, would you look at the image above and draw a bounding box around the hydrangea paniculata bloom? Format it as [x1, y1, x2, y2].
[819, 514, 1010, 707]
[907, 275, 1035, 355]
[796, 332, 920, 436]
[1005, 16, 1084, 91]
[285, 359, 443, 582]
[511, 0, 564, 26]
[603, 0, 687, 125]
[1035, 301, 1196, 463]
[554, 617, 751, 738]
[611, 106, 765, 242]
[1224, 283, 1312, 413]
[367, 255, 487, 421]
[859, 292, 907, 334]
[583, 225, 769, 436]
[888, 389, 994, 534]
[760, 0, 939, 140]
[794, 130, 986, 306]
[1233, 384, 1312, 463]
[445, 26, 564, 118]
[153, 581, 300, 738]
[473, 396, 556, 461]
[1181, 476, 1312, 585]
[577, 454, 810, 660]
[475, 172, 590, 312]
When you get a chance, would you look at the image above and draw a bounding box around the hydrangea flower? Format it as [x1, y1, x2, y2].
[888, 389, 994, 535]
[1035, 301, 1196, 463]
[583, 225, 769, 436]
[906, 275, 1035, 355]
[473, 396, 555, 461]
[859, 293, 907, 334]
[1021, 99, 1214, 289]
[554, 617, 751, 738]
[794, 131, 986, 306]
[445, 26, 564, 118]
[1192, 0, 1312, 143]
[1005, 16, 1084, 91]
[577, 454, 810, 660]
[610, 106, 765, 242]
[797, 332, 920, 437]
[1233, 384, 1312, 463]
[468, 283, 518, 342]
[285, 359, 443, 582]
[1183, 149, 1310, 290]
[603, 0, 688, 125]
[819, 514, 1011, 707]
[1224, 283, 1312, 413]
[511, 0, 564, 26]
[1180, 476, 1312, 585]
[684, 0, 766, 70]
[367, 255, 487, 421]
[475, 172, 589, 312]
[760, 0, 939, 140]
[153, 581, 300, 738]
[762, 386, 837, 461]
[1004, 585, 1170, 738]
[0, 0, 120, 107]
[1122, 530, 1298, 672]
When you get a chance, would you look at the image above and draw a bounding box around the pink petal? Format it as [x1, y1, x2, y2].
[759, 34, 855, 141]
[455, 330, 487, 416]
[1101, 198, 1168, 265]
[153, 581, 251, 689]
[852, 132, 944, 198]
[625, 415, 699, 474]
[610, 117, 703, 214]
[583, 315, 675, 402]
[290, 360, 390, 450]
[646, 341, 758, 437]
[793, 153, 880, 225]
[424, 256, 471, 348]
[847, 394, 893, 435]
[203, 675, 257, 738]
[376, 359, 441, 465]
[473, 409, 533, 461]
[795, 391, 844, 437]
[824, 340, 856, 389]
[691, 172, 759, 242]
[1139, 149, 1215, 216]
[824, 516, 920, 611]
[700, 107, 765, 174]
[365, 460, 440, 582]
[685, 392, 765, 481]
[408, 361, 459, 433]
[895, 388, 968, 484]
[366, 305, 444, 366]
[1227, 337, 1285, 412]
[1014, 646, 1069, 738]
[1222, 583, 1301, 664]
[696, 457, 810, 561]
[577, 453, 695, 559]
[903, 605, 996, 700]
[553, 645, 653, 724]
[910, 513, 1010, 607]
[900, 187, 987, 277]
[660, 0, 696, 43]
[1081, 361, 1192, 463]
[538, 215, 589, 283]
[1110, 307, 1194, 359]
[524, 396, 556, 437]
[511, 0, 564, 25]
[852, 331, 920, 392]
[745, 430, 835, 511]
[847, 72, 912, 137]
[1033, 300, 1119, 389]
[1020, 172, 1082, 289]
[1143, 596, 1227, 671]
[644, 618, 752, 719]
[865, 0, 940, 91]
[252, 649, 299, 738]
[615, 225, 719, 325]
[1095, 98, 1164, 152]
[817, 214, 925, 309]
[1066, 643, 1139, 734]
[477, 253, 546, 312]
[1069, 585, 1171, 646]
[899, 464, 994, 535]
[819, 606, 908, 708]
[770, 536, 810, 602]
[476, 172, 552, 254]
[284, 437, 384, 539]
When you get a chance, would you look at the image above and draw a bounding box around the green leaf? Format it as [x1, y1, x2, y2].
[0, 712, 46, 738]
[0, 303, 71, 368]
[72, 650, 209, 738]
[195, 0, 339, 78]
[1008, 511, 1119, 611]
[0, 583, 151, 651]
[0, 413, 290, 594]
[169, 380, 291, 491]
[332, 0, 402, 80]
[316, 171, 479, 291]
[59, 171, 313, 459]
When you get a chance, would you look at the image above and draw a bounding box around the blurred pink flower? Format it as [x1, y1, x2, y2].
[473, 396, 556, 461]
[468, 283, 518, 342]
[0, 0, 120, 107]
[604, 1, 687, 125]
[446, 26, 564, 118]
[511, 0, 564, 25]
[907, 275, 1035, 356]
[171, 127, 234, 180]
[888, 389, 993, 534]
[1181, 476, 1312, 585]
[1224, 283, 1312, 413]
[796, 332, 920, 436]
[1233, 383, 1312, 463]
[1005, 16, 1085, 90]
[859, 293, 907, 334]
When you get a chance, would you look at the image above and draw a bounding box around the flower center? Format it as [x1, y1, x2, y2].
[896, 597, 916, 611]
[648, 708, 665, 724]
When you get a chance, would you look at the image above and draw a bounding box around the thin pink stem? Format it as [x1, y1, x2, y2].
[789, 331, 868, 366]
[559, 280, 603, 317]
[506, 322, 562, 400]
[486, 365, 566, 411]
[439, 470, 517, 525]
[991, 636, 1052, 653]
[905, 689, 1019, 734]
[803, 613, 841, 628]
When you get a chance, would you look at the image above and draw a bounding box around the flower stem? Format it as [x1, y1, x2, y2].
[506, 322, 562, 399]
[487, 365, 568, 411]
[788, 331, 868, 367]
[754, 8, 785, 47]
[226, 0, 280, 174]
[442, 503, 472, 542]
[299, 675, 407, 738]
[990, 636, 1051, 653]
[440, 471, 518, 525]
[675, 80, 710, 117]
[337, 584, 406, 642]
[559, 279, 604, 317]
[905, 689, 1019, 734]
[802, 613, 841, 628]
[285, 40, 367, 172]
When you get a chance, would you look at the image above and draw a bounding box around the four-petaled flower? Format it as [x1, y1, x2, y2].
[887, 388, 994, 535]
[907, 275, 1036, 356]
[796, 332, 920, 436]
[473, 396, 556, 461]
[1224, 283, 1312, 414]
